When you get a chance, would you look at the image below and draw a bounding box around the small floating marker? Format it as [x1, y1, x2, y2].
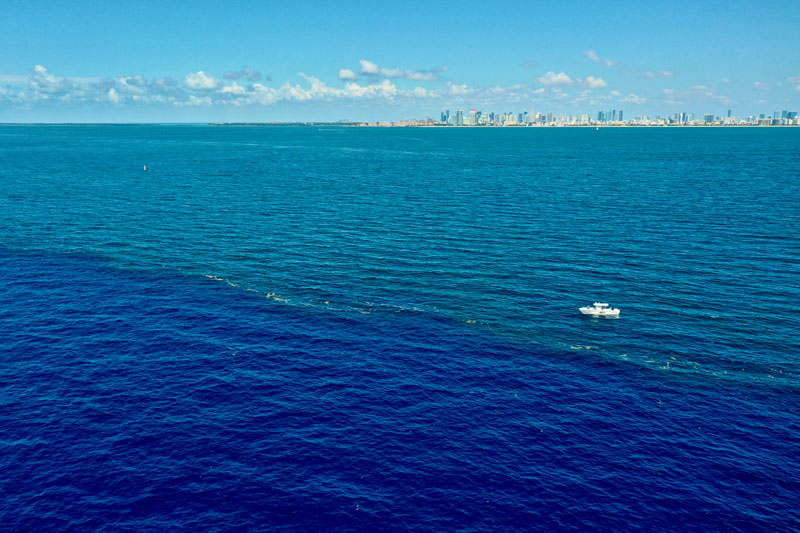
[143, 165, 148, 172]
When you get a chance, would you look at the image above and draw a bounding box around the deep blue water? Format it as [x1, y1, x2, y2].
[1, 125, 799, 531]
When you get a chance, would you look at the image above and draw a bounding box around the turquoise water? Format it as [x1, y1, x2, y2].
[2, 125, 798, 383]
[1, 125, 798, 530]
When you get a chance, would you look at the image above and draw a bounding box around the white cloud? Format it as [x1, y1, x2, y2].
[184, 71, 221, 91]
[183, 95, 213, 106]
[346, 79, 399, 99]
[221, 82, 247, 95]
[721, 78, 730, 83]
[583, 76, 607, 89]
[355, 59, 443, 81]
[583, 50, 614, 67]
[538, 71, 572, 86]
[691, 85, 707, 90]
[412, 86, 440, 98]
[29, 64, 73, 94]
[359, 59, 380, 75]
[660, 70, 674, 78]
[620, 93, 646, 104]
[338, 68, 357, 81]
[446, 82, 473, 96]
[381, 67, 404, 78]
[537, 71, 604, 89]
[108, 88, 120, 103]
[405, 70, 438, 81]
[753, 81, 770, 90]
[212, 73, 406, 106]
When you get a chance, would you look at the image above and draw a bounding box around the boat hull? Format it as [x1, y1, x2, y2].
[579, 307, 620, 317]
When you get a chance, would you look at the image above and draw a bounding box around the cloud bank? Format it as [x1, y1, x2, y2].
[0, 61, 781, 116]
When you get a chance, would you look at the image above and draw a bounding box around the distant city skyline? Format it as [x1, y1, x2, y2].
[353, 106, 798, 127]
[1, 1, 799, 122]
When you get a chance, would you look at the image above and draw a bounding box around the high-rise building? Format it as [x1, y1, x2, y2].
[597, 111, 605, 122]
[618, 110, 623, 122]
[455, 108, 464, 126]
[727, 109, 731, 118]
[704, 114, 714, 124]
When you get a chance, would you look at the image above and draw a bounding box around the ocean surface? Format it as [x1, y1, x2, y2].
[1, 125, 798, 531]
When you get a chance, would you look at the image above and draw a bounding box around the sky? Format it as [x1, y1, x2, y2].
[1, 0, 799, 122]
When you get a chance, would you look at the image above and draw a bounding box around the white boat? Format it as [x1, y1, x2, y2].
[579, 302, 620, 317]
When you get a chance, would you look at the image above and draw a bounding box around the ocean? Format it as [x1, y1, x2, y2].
[1, 125, 798, 531]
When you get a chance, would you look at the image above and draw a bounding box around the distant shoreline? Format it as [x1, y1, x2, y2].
[1, 122, 798, 128]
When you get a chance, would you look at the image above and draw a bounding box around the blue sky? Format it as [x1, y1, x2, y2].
[1, 0, 798, 122]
